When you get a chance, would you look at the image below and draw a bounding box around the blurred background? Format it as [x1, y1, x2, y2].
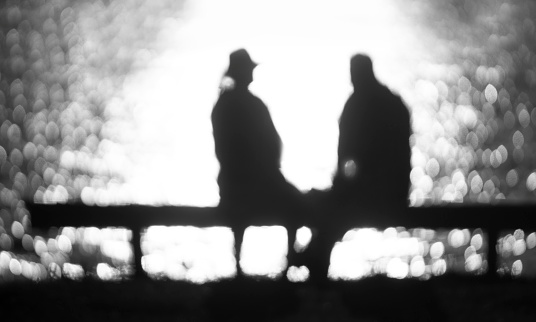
[0, 0, 536, 283]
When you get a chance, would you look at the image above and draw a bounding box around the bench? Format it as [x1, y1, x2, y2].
[27, 202, 536, 280]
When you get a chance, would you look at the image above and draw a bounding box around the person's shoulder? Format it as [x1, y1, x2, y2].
[247, 91, 264, 103]
[247, 92, 269, 110]
[379, 85, 406, 107]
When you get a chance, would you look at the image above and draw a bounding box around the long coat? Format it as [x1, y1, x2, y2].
[212, 88, 303, 226]
[333, 83, 411, 209]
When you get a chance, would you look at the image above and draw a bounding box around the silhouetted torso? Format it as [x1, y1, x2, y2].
[333, 80, 411, 209]
[212, 87, 303, 225]
[213, 87, 281, 186]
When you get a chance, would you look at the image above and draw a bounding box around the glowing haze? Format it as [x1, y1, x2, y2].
[112, 0, 428, 206]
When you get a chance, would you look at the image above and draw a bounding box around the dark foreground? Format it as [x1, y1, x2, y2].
[2, 276, 536, 321]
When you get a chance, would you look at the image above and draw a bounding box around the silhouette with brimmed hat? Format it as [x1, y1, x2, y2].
[225, 48, 258, 82]
[211, 49, 308, 280]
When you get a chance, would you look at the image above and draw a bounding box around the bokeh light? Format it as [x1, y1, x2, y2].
[328, 227, 489, 281]
[0, 0, 536, 283]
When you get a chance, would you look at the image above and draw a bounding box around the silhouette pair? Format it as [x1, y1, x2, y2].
[211, 49, 411, 280]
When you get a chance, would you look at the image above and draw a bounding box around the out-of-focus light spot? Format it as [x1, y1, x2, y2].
[416, 175, 434, 194]
[294, 226, 312, 253]
[101, 240, 131, 262]
[430, 242, 444, 259]
[386, 258, 408, 279]
[490, 150, 501, 168]
[483, 180, 495, 195]
[465, 253, 482, 272]
[142, 226, 235, 282]
[57, 235, 72, 253]
[34, 237, 47, 256]
[23, 142, 38, 160]
[63, 263, 85, 280]
[410, 256, 425, 277]
[9, 149, 23, 168]
[21, 261, 35, 280]
[514, 229, 525, 240]
[448, 229, 467, 248]
[142, 253, 168, 277]
[9, 258, 22, 275]
[22, 234, 34, 251]
[464, 245, 476, 260]
[470, 234, 483, 251]
[432, 259, 447, 276]
[81, 186, 95, 205]
[458, 76, 471, 92]
[240, 226, 288, 278]
[512, 130, 524, 148]
[11, 221, 24, 239]
[513, 147, 524, 164]
[495, 146, 506, 163]
[456, 105, 477, 128]
[501, 234, 515, 257]
[49, 262, 62, 279]
[425, 158, 440, 178]
[519, 108, 531, 128]
[470, 175, 483, 193]
[35, 264, 48, 281]
[526, 232, 536, 249]
[83, 227, 102, 245]
[0, 146, 7, 165]
[0, 251, 11, 270]
[513, 239, 527, 256]
[47, 238, 58, 253]
[0, 233, 13, 250]
[506, 169, 519, 187]
[527, 173, 536, 191]
[286, 265, 309, 282]
[484, 84, 497, 104]
[60, 150, 76, 169]
[512, 260, 523, 277]
[96, 263, 121, 281]
[384, 227, 397, 239]
[504, 110, 516, 129]
[343, 159, 357, 179]
[415, 80, 439, 103]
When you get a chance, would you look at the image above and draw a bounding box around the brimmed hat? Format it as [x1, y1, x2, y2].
[225, 49, 258, 77]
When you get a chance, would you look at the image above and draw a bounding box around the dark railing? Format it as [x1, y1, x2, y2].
[27, 203, 536, 280]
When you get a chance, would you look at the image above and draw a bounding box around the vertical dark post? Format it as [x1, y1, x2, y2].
[131, 225, 146, 279]
[487, 228, 498, 279]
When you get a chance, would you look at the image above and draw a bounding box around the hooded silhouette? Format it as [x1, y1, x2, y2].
[211, 49, 306, 277]
[332, 54, 411, 209]
[307, 55, 412, 284]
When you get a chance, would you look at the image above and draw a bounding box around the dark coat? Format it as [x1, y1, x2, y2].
[212, 88, 304, 225]
[333, 83, 411, 208]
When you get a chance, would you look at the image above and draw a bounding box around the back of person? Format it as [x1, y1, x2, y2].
[211, 49, 307, 227]
[332, 54, 411, 209]
[212, 89, 293, 220]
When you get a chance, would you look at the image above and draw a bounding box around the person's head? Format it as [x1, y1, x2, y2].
[225, 49, 257, 88]
[350, 54, 377, 89]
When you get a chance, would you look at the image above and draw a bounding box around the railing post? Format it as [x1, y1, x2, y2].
[487, 228, 498, 279]
[131, 225, 147, 279]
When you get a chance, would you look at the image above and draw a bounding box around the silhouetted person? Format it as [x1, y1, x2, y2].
[212, 49, 306, 278]
[333, 54, 411, 209]
[309, 54, 412, 284]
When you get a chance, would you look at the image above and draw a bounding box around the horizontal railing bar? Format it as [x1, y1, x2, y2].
[28, 203, 536, 230]
[25, 202, 536, 280]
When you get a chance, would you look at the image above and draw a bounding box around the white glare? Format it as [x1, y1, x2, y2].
[240, 226, 288, 278]
[287, 265, 310, 282]
[294, 226, 313, 252]
[108, 0, 424, 204]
